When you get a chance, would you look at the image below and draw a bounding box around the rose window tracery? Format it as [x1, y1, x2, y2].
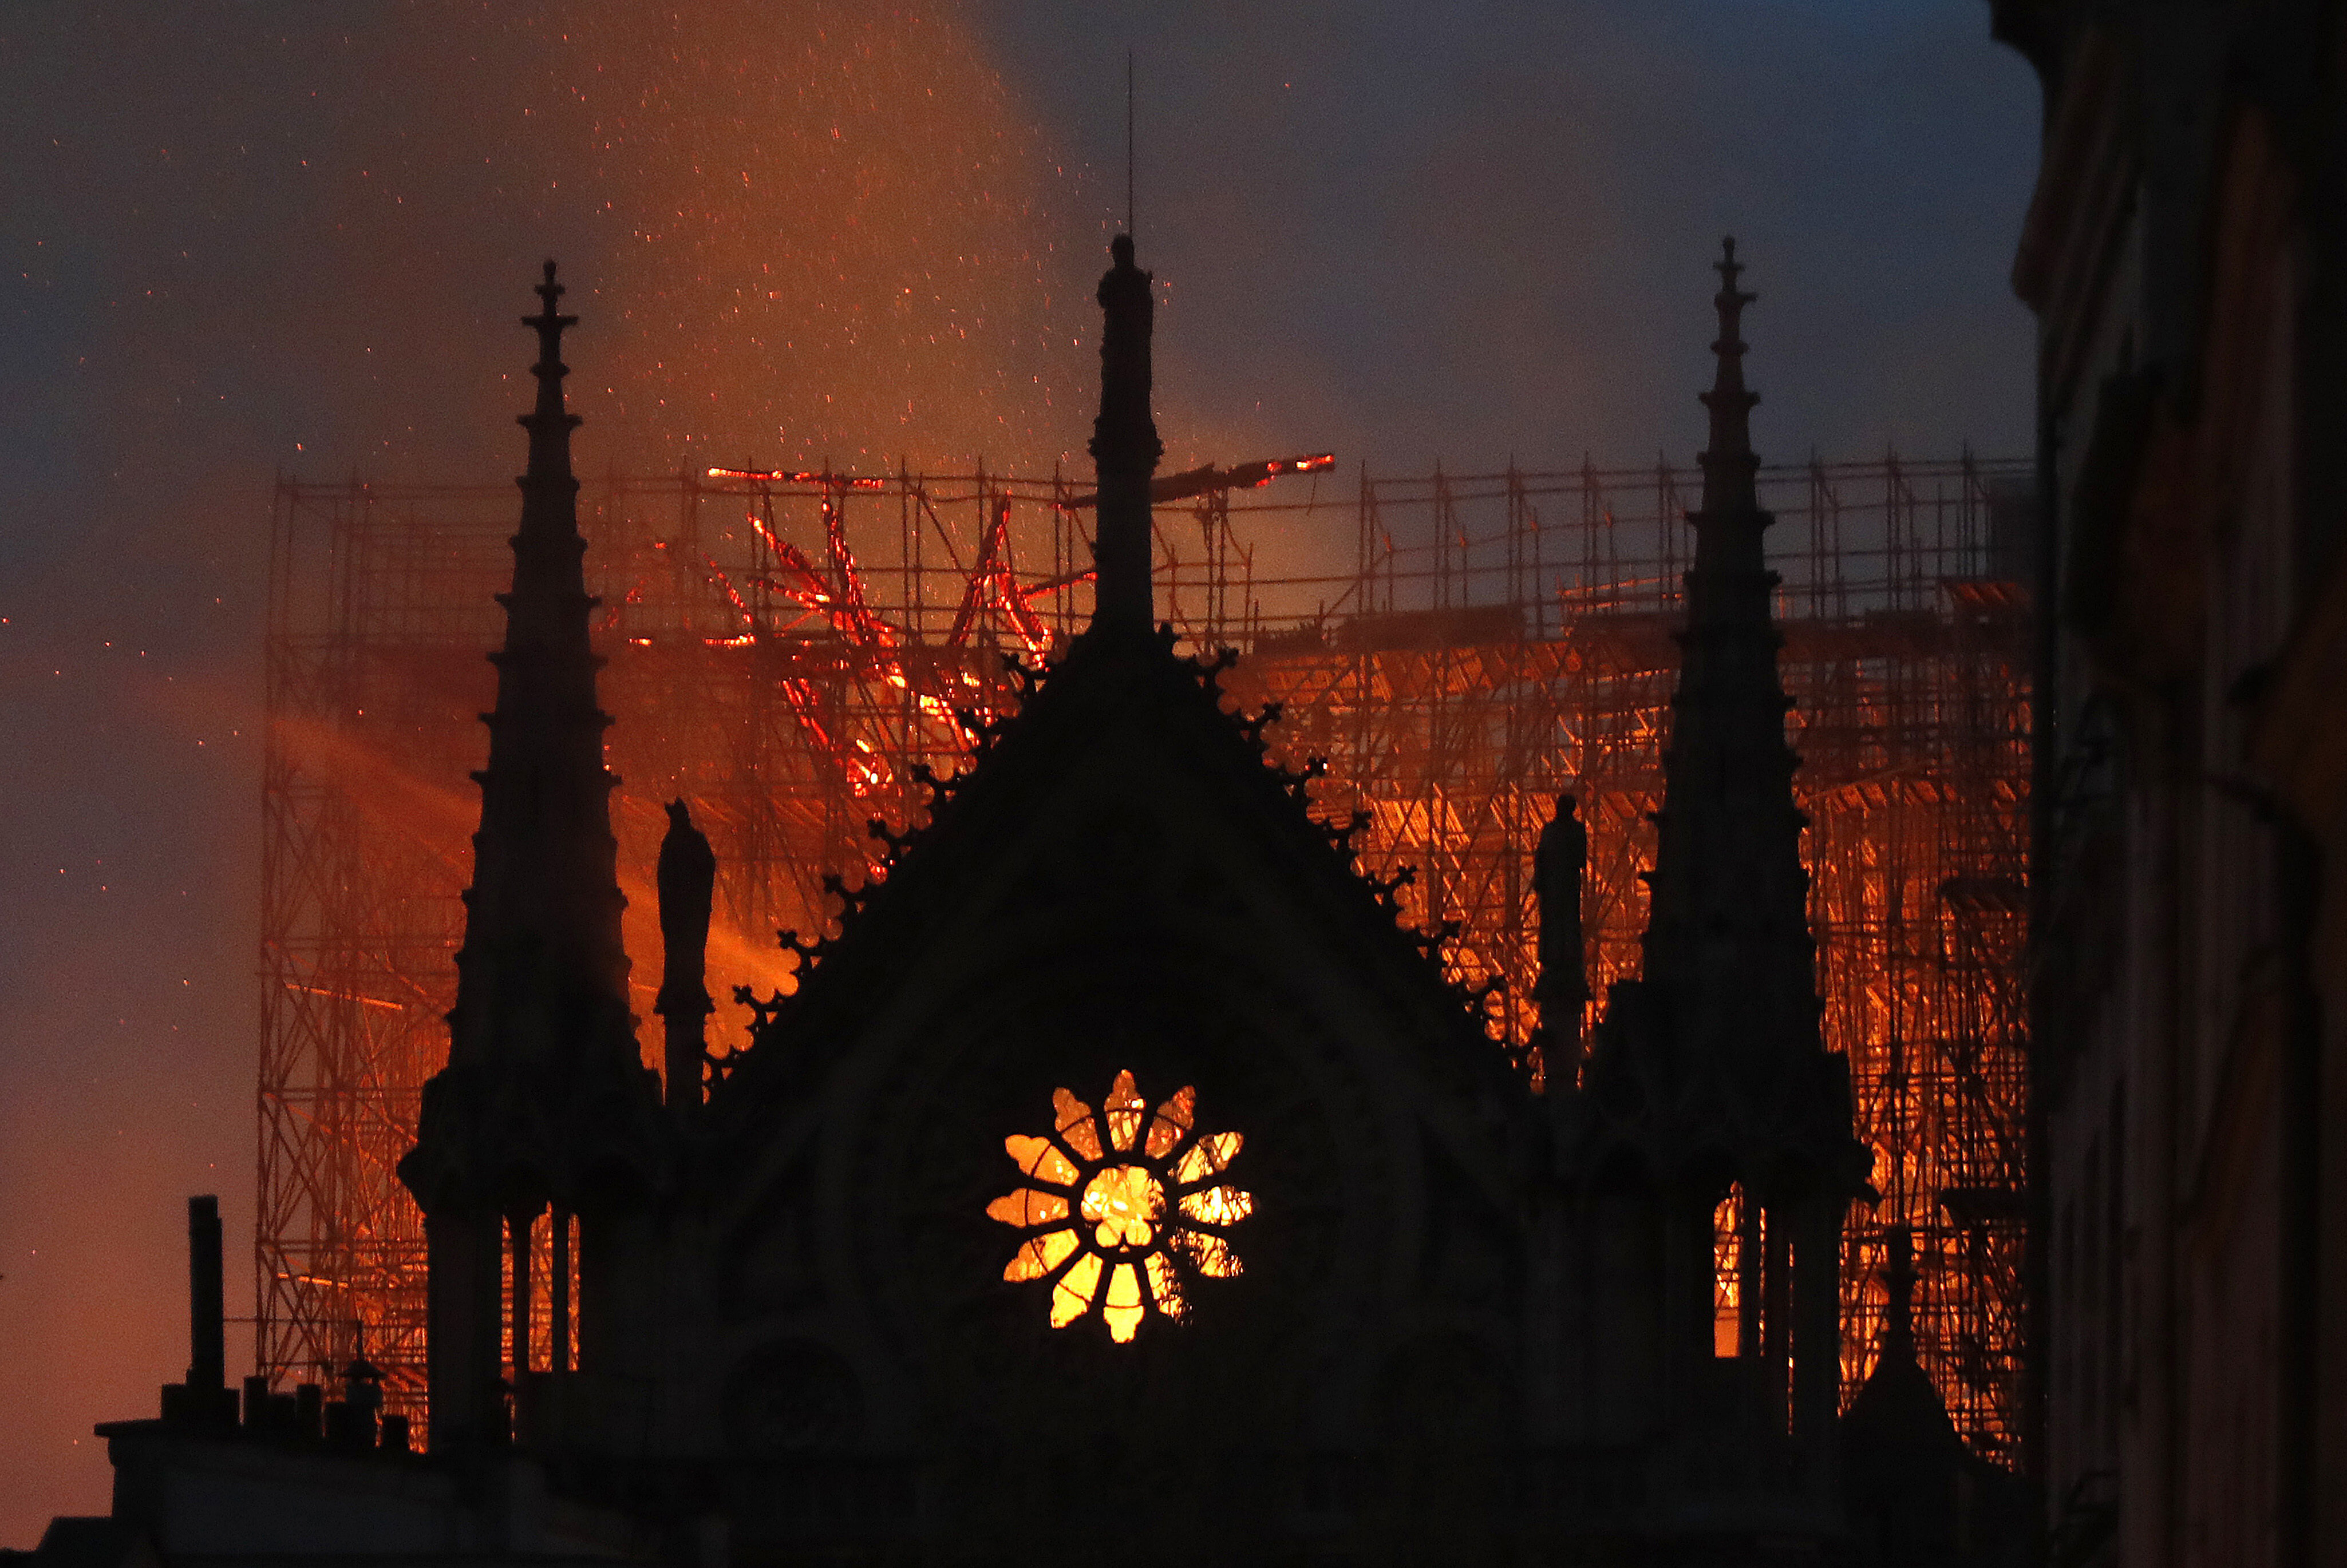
[986, 1070, 1251, 1342]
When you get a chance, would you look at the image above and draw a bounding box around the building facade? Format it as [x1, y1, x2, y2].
[15, 239, 2014, 1566]
[1993, 5, 2347, 1566]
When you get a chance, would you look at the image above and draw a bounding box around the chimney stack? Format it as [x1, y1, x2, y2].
[187, 1195, 224, 1392]
[162, 1195, 236, 1425]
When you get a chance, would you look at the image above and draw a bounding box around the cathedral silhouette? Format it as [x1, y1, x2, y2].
[19, 237, 2025, 1568]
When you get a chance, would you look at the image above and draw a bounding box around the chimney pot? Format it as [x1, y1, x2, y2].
[185, 1197, 225, 1396]
[295, 1382, 325, 1442]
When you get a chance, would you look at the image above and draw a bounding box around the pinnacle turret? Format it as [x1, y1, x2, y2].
[447, 259, 630, 1060]
[405, 261, 638, 1182]
[1622, 239, 1827, 1087]
[1697, 236, 1760, 518]
[521, 260, 582, 487]
[1560, 246, 1867, 1472]
[400, 263, 653, 1452]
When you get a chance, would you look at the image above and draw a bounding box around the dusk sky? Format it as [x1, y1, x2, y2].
[0, 1, 2037, 1537]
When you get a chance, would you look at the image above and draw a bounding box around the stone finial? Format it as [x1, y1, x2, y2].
[1086, 233, 1163, 636]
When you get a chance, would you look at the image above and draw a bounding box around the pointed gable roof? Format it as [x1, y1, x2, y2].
[710, 624, 1512, 1125]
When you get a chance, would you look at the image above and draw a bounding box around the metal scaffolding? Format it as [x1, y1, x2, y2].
[259, 453, 2031, 1464]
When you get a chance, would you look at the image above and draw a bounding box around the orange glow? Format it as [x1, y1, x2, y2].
[251, 0, 1088, 1422]
[1101, 1262, 1146, 1344]
[1103, 1068, 1147, 1154]
[1170, 1131, 1241, 1185]
[1081, 1165, 1164, 1248]
[1245, 452, 1336, 487]
[702, 555, 758, 629]
[266, 456, 2026, 1459]
[1143, 1086, 1194, 1158]
[705, 467, 884, 491]
[1005, 1134, 1080, 1187]
[1053, 1087, 1105, 1161]
[282, 982, 404, 1013]
[1050, 1252, 1105, 1329]
[989, 1072, 1251, 1340]
[947, 496, 1056, 660]
[985, 1189, 1069, 1228]
[1169, 1230, 1243, 1279]
[1177, 1185, 1252, 1227]
[1145, 1252, 1187, 1322]
[1713, 1184, 1745, 1359]
[1004, 1229, 1079, 1284]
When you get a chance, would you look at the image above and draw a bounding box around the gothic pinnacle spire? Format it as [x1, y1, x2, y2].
[1087, 232, 1163, 636]
[1697, 236, 1760, 518]
[1562, 243, 1867, 1468]
[521, 260, 582, 498]
[423, 257, 629, 1067]
[401, 262, 650, 1452]
[1630, 238, 1814, 1055]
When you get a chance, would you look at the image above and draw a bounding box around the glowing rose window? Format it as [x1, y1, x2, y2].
[986, 1070, 1251, 1343]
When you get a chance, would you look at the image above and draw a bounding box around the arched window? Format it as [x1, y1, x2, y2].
[1712, 1182, 1753, 1359]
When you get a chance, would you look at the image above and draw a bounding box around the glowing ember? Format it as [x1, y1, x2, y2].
[706, 467, 884, 490]
[1081, 1166, 1163, 1248]
[1713, 1183, 1747, 1359]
